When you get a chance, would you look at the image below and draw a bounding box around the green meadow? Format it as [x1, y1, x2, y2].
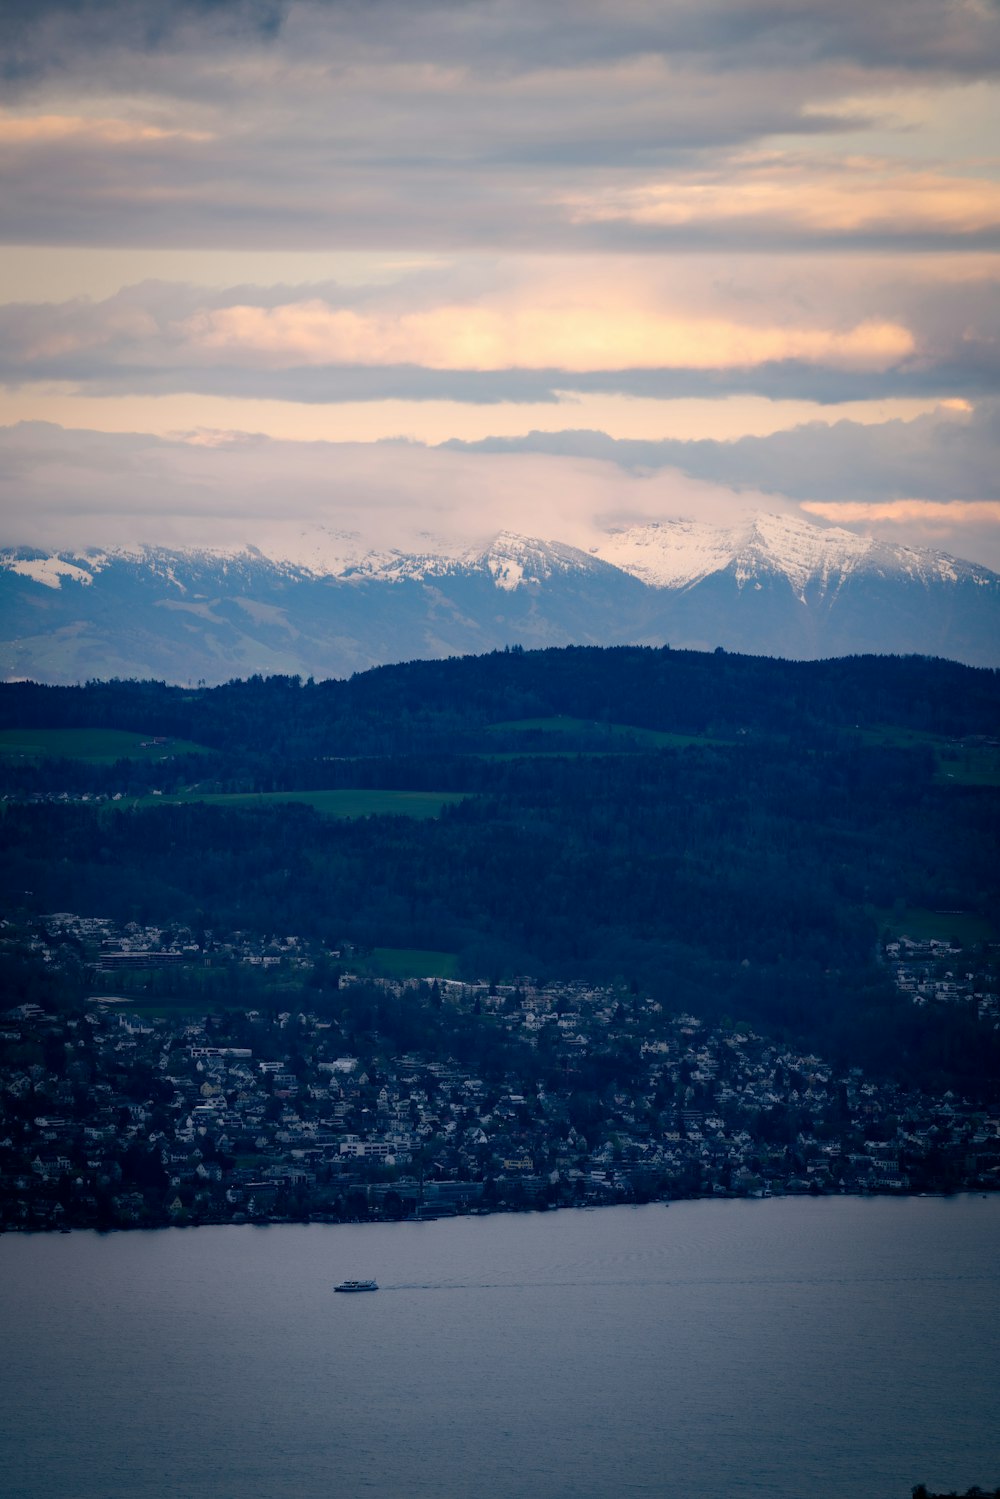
[140, 788, 469, 819]
[935, 745, 1000, 786]
[353, 947, 461, 980]
[487, 715, 729, 749]
[0, 727, 209, 764]
[872, 905, 997, 945]
[856, 725, 1000, 786]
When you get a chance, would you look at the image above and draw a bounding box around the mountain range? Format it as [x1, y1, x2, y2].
[2, 512, 998, 684]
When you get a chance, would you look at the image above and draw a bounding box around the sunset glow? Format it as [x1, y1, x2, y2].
[0, 0, 997, 563]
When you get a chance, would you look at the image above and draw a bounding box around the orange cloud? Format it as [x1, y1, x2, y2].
[802, 500, 1000, 524]
[184, 299, 914, 373]
[563, 158, 1000, 237]
[0, 114, 211, 146]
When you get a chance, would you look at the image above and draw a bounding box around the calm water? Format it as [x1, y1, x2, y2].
[1, 1196, 998, 1499]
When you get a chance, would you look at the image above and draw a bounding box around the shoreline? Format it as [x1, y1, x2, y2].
[4, 1185, 993, 1236]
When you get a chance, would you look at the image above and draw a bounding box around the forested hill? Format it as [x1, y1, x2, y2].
[1, 647, 998, 1095]
[1, 647, 998, 757]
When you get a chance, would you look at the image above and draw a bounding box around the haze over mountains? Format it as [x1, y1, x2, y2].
[3, 512, 998, 685]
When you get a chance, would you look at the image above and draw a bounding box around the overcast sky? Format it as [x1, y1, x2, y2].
[1, 0, 998, 565]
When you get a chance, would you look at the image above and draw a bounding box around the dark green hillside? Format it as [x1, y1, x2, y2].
[1, 648, 997, 1094]
[1, 646, 998, 755]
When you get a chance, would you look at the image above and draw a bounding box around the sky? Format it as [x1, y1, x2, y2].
[0, 0, 999, 566]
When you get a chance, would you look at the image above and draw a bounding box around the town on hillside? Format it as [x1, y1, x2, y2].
[2, 913, 998, 1232]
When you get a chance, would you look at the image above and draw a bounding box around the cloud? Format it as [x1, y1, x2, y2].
[0, 0, 288, 81]
[1, 2, 998, 253]
[0, 2, 996, 585]
[801, 498, 1000, 522]
[0, 113, 212, 146]
[6, 259, 999, 405]
[182, 299, 914, 373]
[799, 496, 1000, 566]
[4, 1, 999, 81]
[0, 418, 774, 558]
[1, 413, 998, 571]
[446, 400, 1000, 508]
[564, 155, 1000, 243]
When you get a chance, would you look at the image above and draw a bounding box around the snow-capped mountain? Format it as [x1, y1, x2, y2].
[2, 515, 998, 684]
[592, 513, 984, 598]
[330, 531, 613, 590]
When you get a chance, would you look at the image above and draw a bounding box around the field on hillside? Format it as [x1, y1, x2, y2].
[872, 906, 998, 945]
[856, 726, 1000, 786]
[138, 788, 469, 818]
[353, 947, 461, 980]
[936, 745, 1000, 786]
[0, 728, 209, 763]
[488, 716, 730, 749]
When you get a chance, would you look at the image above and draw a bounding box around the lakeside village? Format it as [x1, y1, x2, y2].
[2, 913, 999, 1232]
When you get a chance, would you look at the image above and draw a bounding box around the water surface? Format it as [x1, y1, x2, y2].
[2, 1196, 997, 1498]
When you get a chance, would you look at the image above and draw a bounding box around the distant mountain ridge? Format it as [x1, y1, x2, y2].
[2, 513, 998, 683]
[591, 513, 975, 595]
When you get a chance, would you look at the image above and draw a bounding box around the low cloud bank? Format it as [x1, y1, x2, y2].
[2, 411, 997, 571]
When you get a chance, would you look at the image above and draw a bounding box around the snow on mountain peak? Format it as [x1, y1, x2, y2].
[4, 516, 994, 607]
[735, 513, 874, 597]
[470, 532, 603, 591]
[6, 555, 95, 590]
[592, 518, 737, 589]
[3, 516, 998, 681]
[593, 512, 880, 598]
[325, 530, 607, 590]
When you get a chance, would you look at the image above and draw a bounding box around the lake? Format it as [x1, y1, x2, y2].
[1, 1195, 997, 1499]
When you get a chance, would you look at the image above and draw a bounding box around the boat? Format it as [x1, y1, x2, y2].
[334, 1279, 378, 1293]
